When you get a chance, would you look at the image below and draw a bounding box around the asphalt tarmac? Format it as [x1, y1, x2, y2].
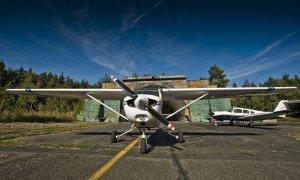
[0, 122, 299, 180]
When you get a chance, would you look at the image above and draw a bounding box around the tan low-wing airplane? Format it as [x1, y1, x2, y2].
[6, 76, 297, 154]
[211, 100, 300, 127]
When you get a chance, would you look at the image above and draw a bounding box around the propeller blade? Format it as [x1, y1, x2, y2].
[145, 104, 175, 130]
[111, 75, 175, 130]
[111, 76, 138, 99]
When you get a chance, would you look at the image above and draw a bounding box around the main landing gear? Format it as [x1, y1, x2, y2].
[248, 120, 255, 128]
[110, 128, 184, 154]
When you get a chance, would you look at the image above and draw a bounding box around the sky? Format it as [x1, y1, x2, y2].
[0, 0, 300, 86]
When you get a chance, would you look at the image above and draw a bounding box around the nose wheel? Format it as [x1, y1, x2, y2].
[139, 130, 148, 154]
[139, 138, 147, 154]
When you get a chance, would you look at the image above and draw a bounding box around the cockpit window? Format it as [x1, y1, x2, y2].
[126, 99, 135, 107]
[234, 109, 243, 113]
[148, 99, 157, 107]
[243, 110, 249, 114]
[126, 98, 157, 107]
[227, 108, 233, 112]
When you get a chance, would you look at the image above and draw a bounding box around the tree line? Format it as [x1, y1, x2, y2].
[0, 59, 112, 119]
[0, 60, 299, 121]
[207, 64, 300, 113]
[231, 75, 300, 113]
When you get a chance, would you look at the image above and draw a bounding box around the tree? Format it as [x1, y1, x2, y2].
[208, 64, 229, 87]
[242, 79, 256, 87]
[58, 72, 65, 87]
[232, 82, 237, 87]
[94, 73, 112, 88]
[242, 79, 250, 87]
[0, 59, 6, 87]
[131, 72, 138, 77]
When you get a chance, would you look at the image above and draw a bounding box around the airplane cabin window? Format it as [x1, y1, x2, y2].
[234, 109, 243, 113]
[148, 99, 157, 107]
[126, 99, 157, 107]
[126, 99, 135, 107]
[243, 110, 249, 114]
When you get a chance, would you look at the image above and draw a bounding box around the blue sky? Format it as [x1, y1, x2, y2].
[1, 0, 299, 86]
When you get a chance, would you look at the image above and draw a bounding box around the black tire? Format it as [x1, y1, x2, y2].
[248, 123, 254, 128]
[178, 131, 184, 143]
[229, 121, 234, 126]
[140, 138, 147, 154]
[111, 130, 117, 143]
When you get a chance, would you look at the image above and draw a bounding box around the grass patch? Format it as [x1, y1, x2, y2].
[0, 121, 110, 141]
[0, 141, 111, 150]
[0, 111, 76, 123]
[278, 117, 300, 123]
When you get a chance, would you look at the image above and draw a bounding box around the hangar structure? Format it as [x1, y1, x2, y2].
[76, 75, 231, 122]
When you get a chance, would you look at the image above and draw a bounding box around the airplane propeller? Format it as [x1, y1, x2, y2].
[111, 76, 175, 130]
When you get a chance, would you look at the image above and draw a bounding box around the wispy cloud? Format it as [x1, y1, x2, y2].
[68, 28, 136, 76]
[45, 2, 137, 77]
[29, 35, 73, 55]
[247, 31, 297, 61]
[127, 0, 165, 30]
[227, 30, 300, 80]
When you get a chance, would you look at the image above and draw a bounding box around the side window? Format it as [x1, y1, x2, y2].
[250, 111, 255, 114]
[148, 99, 157, 107]
[126, 99, 135, 107]
[234, 109, 243, 113]
[243, 110, 249, 114]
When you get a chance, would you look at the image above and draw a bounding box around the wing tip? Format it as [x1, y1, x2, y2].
[111, 76, 117, 82]
[168, 124, 175, 130]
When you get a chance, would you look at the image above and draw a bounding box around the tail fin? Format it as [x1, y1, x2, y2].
[274, 100, 288, 117]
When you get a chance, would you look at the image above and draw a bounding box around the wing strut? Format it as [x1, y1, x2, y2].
[86, 94, 129, 121]
[166, 93, 208, 120]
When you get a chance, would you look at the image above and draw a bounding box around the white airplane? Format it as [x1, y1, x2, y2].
[6, 76, 297, 154]
[211, 100, 300, 127]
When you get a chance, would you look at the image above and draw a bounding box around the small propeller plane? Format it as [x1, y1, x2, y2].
[211, 100, 300, 127]
[6, 76, 297, 154]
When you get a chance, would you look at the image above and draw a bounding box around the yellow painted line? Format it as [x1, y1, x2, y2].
[89, 136, 141, 180]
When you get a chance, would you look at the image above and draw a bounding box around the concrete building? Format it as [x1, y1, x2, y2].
[76, 75, 231, 122]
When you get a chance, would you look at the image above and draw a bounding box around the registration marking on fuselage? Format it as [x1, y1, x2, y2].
[89, 136, 141, 180]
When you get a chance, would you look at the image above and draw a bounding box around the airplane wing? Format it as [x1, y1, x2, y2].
[6, 86, 296, 100]
[6, 88, 127, 100]
[160, 87, 297, 100]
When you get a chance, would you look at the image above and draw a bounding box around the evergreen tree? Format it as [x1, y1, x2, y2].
[208, 64, 229, 87]
[94, 73, 112, 88]
[0, 59, 6, 87]
[132, 72, 138, 77]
